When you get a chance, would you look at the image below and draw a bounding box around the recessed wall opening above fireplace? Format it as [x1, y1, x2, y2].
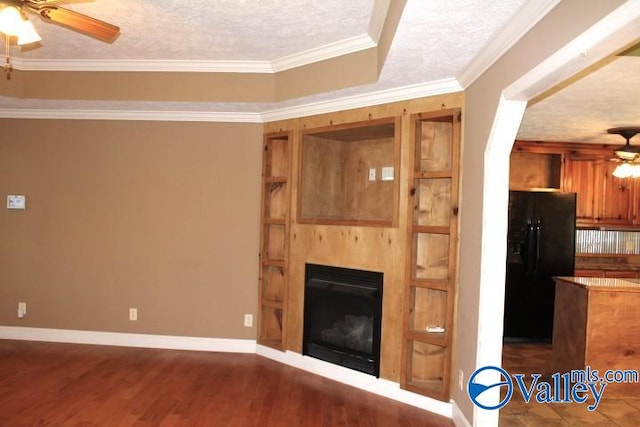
[303, 263, 383, 377]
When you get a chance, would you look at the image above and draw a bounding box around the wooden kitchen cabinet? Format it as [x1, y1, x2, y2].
[562, 157, 598, 225]
[512, 141, 640, 228]
[561, 156, 636, 226]
[509, 151, 562, 190]
[552, 277, 640, 398]
[597, 162, 637, 225]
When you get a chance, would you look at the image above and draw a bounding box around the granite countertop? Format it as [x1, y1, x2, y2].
[554, 276, 640, 291]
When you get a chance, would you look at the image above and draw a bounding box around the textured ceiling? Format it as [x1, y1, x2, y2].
[7, 0, 635, 148]
[23, 0, 374, 61]
[3, 0, 529, 105]
[517, 55, 640, 145]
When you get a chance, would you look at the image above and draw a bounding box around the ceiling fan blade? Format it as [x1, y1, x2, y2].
[37, 5, 120, 43]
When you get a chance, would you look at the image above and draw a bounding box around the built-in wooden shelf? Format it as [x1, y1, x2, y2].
[264, 177, 288, 184]
[406, 330, 447, 346]
[408, 279, 450, 292]
[401, 109, 461, 402]
[257, 132, 292, 351]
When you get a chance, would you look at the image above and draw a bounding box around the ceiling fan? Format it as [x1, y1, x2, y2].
[0, 0, 120, 44]
[609, 127, 640, 178]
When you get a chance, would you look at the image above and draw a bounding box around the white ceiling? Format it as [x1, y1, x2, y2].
[518, 55, 640, 145]
[23, 0, 375, 62]
[2, 0, 637, 145]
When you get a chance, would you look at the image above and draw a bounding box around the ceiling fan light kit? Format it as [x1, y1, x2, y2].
[0, 5, 40, 43]
[0, 0, 119, 79]
[612, 162, 640, 179]
[608, 126, 640, 179]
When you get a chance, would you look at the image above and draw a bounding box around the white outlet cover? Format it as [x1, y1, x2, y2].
[7, 195, 26, 210]
[368, 168, 376, 181]
[244, 314, 253, 327]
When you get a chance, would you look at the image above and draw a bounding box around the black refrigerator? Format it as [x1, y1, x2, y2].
[503, 191, 576, 342]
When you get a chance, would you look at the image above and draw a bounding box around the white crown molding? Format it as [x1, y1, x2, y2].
[456, 0, 562, 89]
[12, 58, 275, 73]
[261, 78, 463, 122]
[0, 326, 256, 353]
[368, 0, 392, 43]
[0, 79, 462, 122]
[11, 33, 376, 74]
[271, 34, 376, 72]
[256, 345, 453, 419]
[12, 0, 390, 74]
[0, 108, 263, 122]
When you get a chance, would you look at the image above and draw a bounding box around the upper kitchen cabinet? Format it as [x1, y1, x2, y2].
[562, 156, 599, 225]
[509, 150, 562, 190]
[564, 157, 637, 226]
[597, 162, 637, 225]
[512, 141, 640, 228]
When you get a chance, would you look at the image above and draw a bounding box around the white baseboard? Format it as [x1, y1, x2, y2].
[0, 326, 256, 353]
[452, 400, 473, 427]
[256, 344, 453, 419]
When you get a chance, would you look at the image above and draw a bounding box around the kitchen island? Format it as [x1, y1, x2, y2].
[552, 277, 640, 397]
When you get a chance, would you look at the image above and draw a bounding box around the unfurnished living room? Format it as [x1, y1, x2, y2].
[1, 1, 640, 426]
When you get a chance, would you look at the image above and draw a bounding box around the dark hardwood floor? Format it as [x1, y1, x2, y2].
[0, 340, 453, 427]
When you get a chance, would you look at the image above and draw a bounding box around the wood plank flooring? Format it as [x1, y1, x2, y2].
[501, 343, 640, 426]
[0, 340, 453, 427]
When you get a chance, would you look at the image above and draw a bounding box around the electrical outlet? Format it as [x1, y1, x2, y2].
[368, 168, 376, 181]
[129, 308, 138, 321]
[244, 314, 253, 327]
[17, 302, 26, 319]
[458, 369, 464, 391]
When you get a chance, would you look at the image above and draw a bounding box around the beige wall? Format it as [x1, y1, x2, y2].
[456, 0, 629, 424]
[0, 119, 262, 339]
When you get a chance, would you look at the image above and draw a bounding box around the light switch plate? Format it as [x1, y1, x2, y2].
[381, 166, 394, 181]
[7, 195, 26, 210]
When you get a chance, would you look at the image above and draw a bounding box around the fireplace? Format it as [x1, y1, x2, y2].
[303, 263, 383, 377]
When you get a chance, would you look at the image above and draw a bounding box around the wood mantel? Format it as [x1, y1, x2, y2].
[552, 277, 640, 397]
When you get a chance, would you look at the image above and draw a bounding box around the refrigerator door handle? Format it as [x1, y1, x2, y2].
[526, 221, 537, 277]
[534, 219, 541, 274]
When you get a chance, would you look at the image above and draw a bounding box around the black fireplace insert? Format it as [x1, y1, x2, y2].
[303, 263, 383, 377]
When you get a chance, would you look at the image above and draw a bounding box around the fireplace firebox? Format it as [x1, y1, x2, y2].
[303, 263, 383, 377]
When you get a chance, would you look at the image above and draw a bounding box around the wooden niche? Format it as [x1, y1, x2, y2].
[298, 118, 400, 226]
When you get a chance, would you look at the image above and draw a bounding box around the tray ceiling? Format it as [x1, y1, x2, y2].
[1, 0, 637, 146]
